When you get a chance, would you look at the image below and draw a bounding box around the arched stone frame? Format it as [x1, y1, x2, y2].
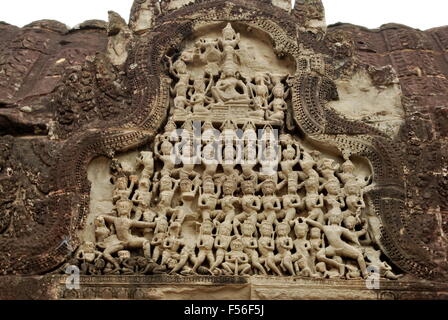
[0, 0, 438, 280]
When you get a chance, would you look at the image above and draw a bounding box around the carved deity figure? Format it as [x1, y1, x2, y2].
[275, 222, 295, 276]
[153, 174, 179, 220]
[210, 221, 232, 275]
[337, 158, 371, 188]
[306, 214, 368, 278]
[170, 244, 195, 275]
[100, 200, 155, 269]
[323, 179, 345, 220]
[299, 151, 320, 181]
[172, 176, 201, 224]
[217, 177, 240, 224]
[167, 54, 191, 112]
[235, 180, 261, 229]
[292, 220, 313, 276]
[266, 74, 289, 121]
[177, 141, 200, 180]
[241, 141, 258, 184]
[318, 159, 340, 183]
[219, 23, 241, 77]
[113, 175, 137, 204]
[281, 180, 302, 223]
[151, 217, 169, 263]
[137, 151, 155, 179]
[160, 223, 184, 272]
[241, 221, 267, 275]
[278, 136, 300, 182]
[258, 179, 282, 224]
[344, 179, 366, 218]
[201, 136, 219, 177]
[155, 136, 176, 176]
[222, 238, 251, 276]
[195, 38, 221, 76]
[211, 66, 250, 105]
[76, 241, 102, 265]
[198, 176, 221, 222]
[95, 216, 111, 244]
[189, 75, 213, 113]
[259, 143, 279, 183]
[258, 221, 282, 276]
[192, 221, 215, 273]
[249, 73, 270, 110]
[132, 177, 153, 221]
[363, 247, 402, 280]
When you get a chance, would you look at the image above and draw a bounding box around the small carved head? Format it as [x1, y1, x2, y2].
[297, 258, 307, 269]
[261, 180, 276, 195]
[272, 85, 284, 98]
[300, 157, 315, 170]
[344, 180, 359, 195]
[218, 222, 232, 236]
[200, 220, 214, 235]
[116, 200, 133, 217]
[139, 151, 154, 166]
[294, 221, 309, 238]
[325, 179, 341, 195]
[169, 221, 182, 237]
[276, 222, 291, 236]
[222, 178, 237, 195]
[222, 23, 237, 41]
[180, 177, 193, 192]
[118, 250, 131, 260]
[241, 180, 255, 195]
[342, 159, 355, 173]
[310, 227, 321, 239]
[230, 238, 244, 251]
[328, 213, 343, 226]
[115, 176, 128, 189]
[316, 262, 327, 273]
[160, 175, 173, 190]
[283, 145, 296, 160]
[241, 221, 256, 236]
[94, 216, 106, 228]
[343, 215, 357, 230]
[160, 139, 173, 155]
[259, 221, 274, 236]
[202, 176, 215, 193]
[139, 177, 151, 190]
[173, 58, 187, 74]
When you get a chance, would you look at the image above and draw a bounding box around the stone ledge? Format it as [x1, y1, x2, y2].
[1, 275, 447, 300]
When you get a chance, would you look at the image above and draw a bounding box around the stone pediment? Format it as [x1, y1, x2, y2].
[0, 0, 447, 301]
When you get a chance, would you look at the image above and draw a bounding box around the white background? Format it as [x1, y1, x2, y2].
[0, 0, 446, 30]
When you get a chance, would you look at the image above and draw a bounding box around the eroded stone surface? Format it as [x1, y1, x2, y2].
[329, 68, 404, 138]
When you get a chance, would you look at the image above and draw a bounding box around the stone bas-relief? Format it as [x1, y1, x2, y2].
[2, 0, 448, 300]
[71, 23, 401, 281]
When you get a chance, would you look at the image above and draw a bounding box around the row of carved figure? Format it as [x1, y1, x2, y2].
[70, 130, 400, 279]
[75, 213, 399, 279]
[111, 128, 371, 227]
